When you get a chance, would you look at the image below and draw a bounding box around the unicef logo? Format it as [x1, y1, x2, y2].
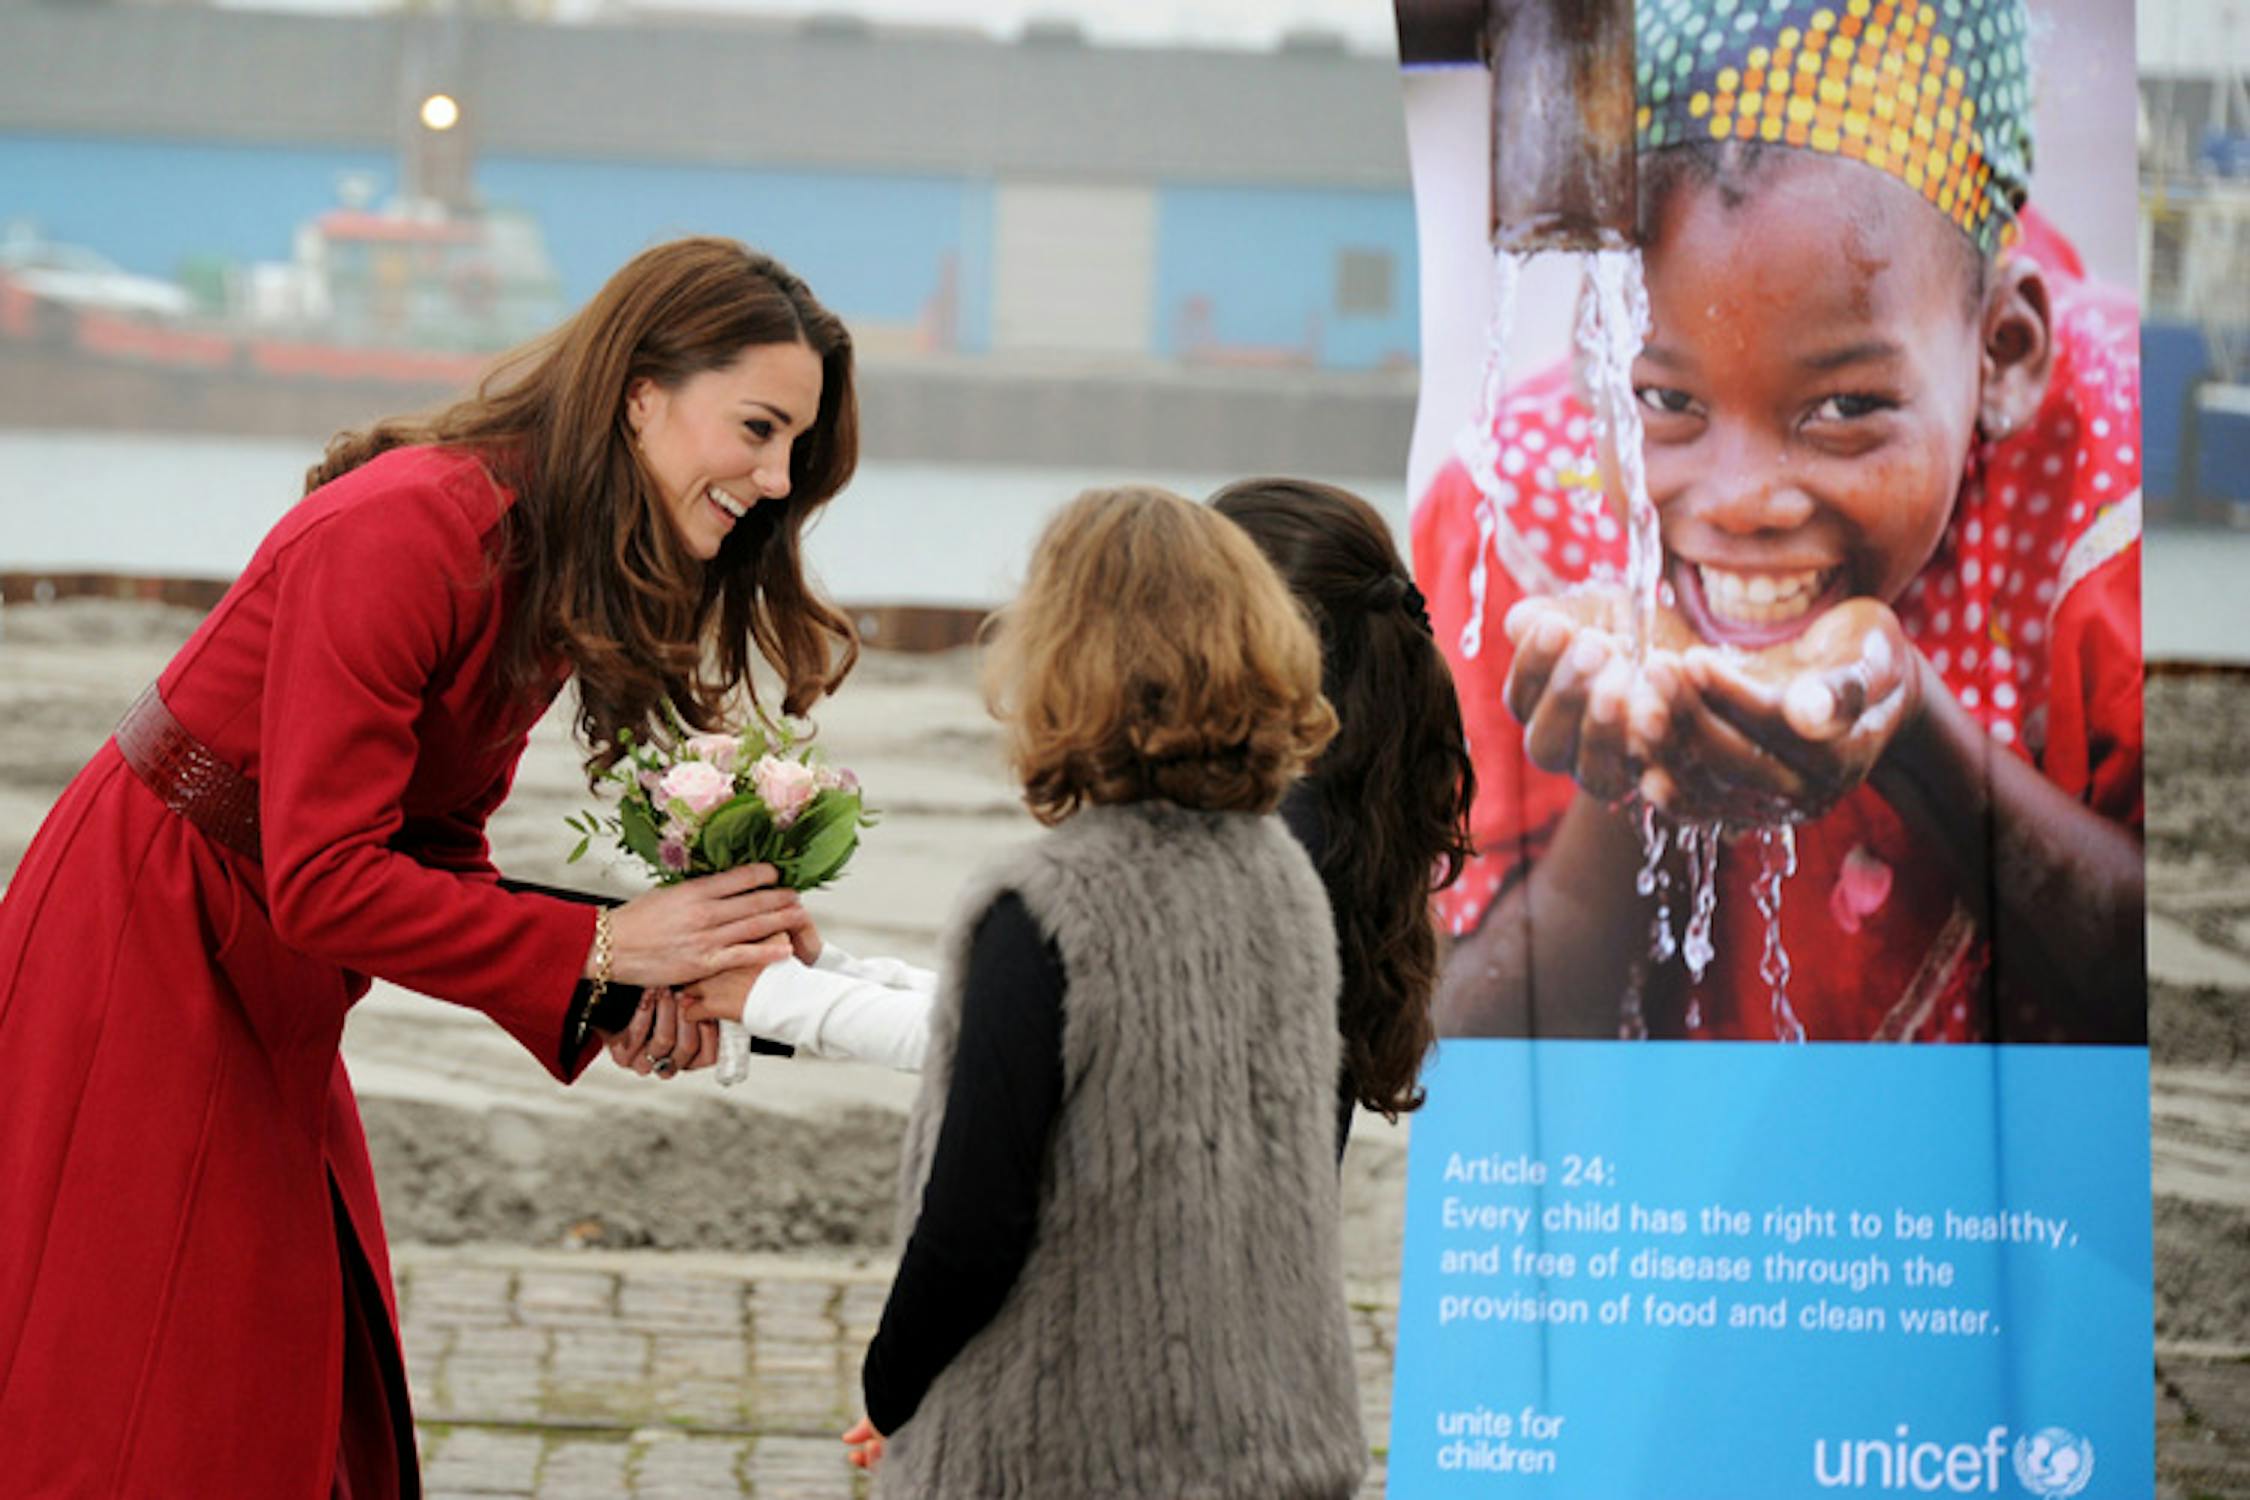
[2012, 1428, 2095, 1497]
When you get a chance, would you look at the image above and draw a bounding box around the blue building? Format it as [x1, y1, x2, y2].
[0, 8, 1418, 373]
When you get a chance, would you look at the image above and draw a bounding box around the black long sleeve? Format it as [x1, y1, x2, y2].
[861, 890, 1064, 1436]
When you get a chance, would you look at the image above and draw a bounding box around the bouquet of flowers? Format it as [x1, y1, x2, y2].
[567, 709, 873, 1082]
[567, 711, 871, 890]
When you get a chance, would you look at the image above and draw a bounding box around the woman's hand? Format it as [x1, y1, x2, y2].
[602, 988, 724, 1079]
[1648, 597, 1919, 825]
[842, 1416, 886, 1471]
[599, 863, 809, 988]
[676, 909, 823, 1025]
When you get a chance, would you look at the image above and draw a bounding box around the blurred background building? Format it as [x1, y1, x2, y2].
[0, 0, 1416, 476]
[2143, 0, 2250, 526]
[0, 0, 1433, 624]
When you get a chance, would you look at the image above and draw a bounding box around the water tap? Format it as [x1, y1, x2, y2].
[1395, 0, 1639, 252]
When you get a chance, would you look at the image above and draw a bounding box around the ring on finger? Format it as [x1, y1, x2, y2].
[652, 1055, 677, 1077]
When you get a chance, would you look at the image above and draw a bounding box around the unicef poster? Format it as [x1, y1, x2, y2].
[1388, 0, 2151, 1495]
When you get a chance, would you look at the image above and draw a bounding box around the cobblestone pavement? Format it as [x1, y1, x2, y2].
[403, 1244, 2250, 1500]
[400, 1246, 1396, 1500]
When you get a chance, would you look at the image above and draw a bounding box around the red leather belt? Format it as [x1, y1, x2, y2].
[114, 685, 263, 863]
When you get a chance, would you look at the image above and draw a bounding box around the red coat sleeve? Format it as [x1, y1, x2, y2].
[403, 757, 519, 879]
[256, 481, 598, 1081]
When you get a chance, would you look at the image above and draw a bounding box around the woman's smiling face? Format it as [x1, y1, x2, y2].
[1631, 151, 1987, 649]
[628, 339, 824, 561]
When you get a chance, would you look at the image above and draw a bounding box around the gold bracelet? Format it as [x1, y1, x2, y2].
[588, 906, 615, 1010]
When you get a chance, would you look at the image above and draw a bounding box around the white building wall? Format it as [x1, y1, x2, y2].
[2141, 0, 2250, 75]
[990, 180, 1157, 356]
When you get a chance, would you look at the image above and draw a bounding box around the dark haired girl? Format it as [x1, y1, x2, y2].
[1211, 477, 1478, 1141]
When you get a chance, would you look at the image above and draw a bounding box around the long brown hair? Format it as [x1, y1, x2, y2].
[306, 237, 860, 772]
[983, 486, 1336, 827]
[1210, 479, 1475, 1120]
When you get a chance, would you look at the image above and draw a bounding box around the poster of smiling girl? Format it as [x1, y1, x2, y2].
[1386, 1, 2152, 1494]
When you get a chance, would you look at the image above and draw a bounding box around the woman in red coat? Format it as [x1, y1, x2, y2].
[0, 238, 858, 1496]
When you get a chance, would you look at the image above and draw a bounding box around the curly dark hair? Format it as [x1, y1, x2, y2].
[1211, 478, 1476, 1120]
[305, 237, 859, 775]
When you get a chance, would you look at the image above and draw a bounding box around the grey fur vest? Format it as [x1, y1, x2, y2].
[874, 800, 1366, 1500]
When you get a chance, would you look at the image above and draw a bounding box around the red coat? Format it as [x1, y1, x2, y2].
[0, 447, 602, 1495]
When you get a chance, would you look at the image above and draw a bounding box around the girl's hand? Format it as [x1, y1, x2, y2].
[1502, 588, 1689, 804]
[789, 910, 825, 968]
[1647, 597, 1919, 825]
[677, 971, 752, 1026]
[676, 910, 822, 1025]
[677, 963, 768, 1026]
[600, 864, 810, 987]
[842, 1415, 886, 1471]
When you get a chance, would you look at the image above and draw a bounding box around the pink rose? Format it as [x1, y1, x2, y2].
[659, 836, 691, 873]
[685, 733, 741, 774]
[659, 760, 734, 817]
[752, 755, 819, 829]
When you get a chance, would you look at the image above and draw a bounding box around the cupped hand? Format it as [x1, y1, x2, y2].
[1645, 596, 1919, 825]
[842, 1415, 886, 1471]
[1502, 586, 1696, 804]
[601, 863, 811, 988]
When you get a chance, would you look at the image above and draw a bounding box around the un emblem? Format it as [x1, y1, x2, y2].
[2012, 1428, 2095, 1497]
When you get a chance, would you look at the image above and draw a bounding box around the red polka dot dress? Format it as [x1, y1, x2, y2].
[1412, 213, 2142, 1042]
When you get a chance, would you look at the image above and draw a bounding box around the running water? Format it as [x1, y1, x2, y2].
[1754, 825, 1806, 1042]
[1573, 248, 1795, 1041]
[1633, 804, 1676, 963]
[1575, 247, 1728, 1029]
[1678, 822, 1720, 984]
[1458, 247, 1528, 662]
[1469, 244, 1804, 1041]
[1573, 247, 1660, 659]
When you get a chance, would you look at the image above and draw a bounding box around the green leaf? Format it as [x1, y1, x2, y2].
[790, 792, 855, 840]
[618, 797, 664, 869]
[788, 803, 862, 890]
[567, 834, 591, 864]
[697, 795, 773, 869]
